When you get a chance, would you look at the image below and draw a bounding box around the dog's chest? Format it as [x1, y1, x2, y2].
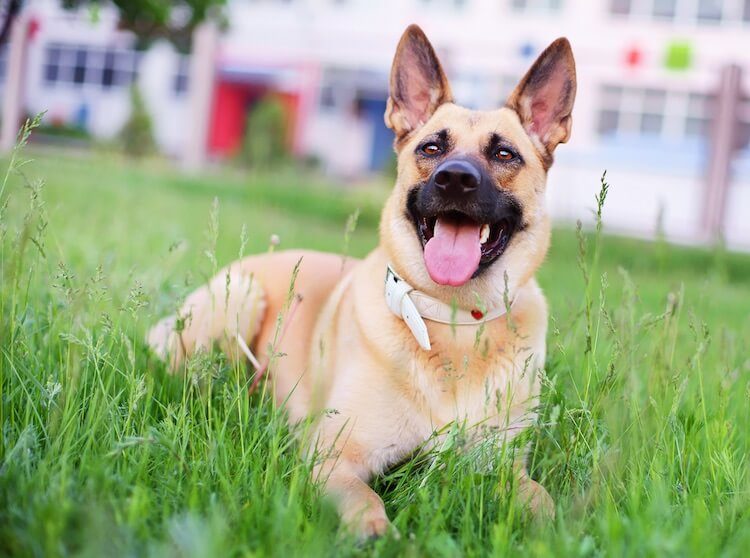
[405, 329, 541, 435]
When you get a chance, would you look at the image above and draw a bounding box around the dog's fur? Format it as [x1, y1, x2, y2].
[148, 25, 576, 538]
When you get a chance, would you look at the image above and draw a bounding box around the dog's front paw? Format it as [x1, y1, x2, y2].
[517, 477, 555, 521]
[358, 515, 391, 540]
[344, 508, 397, 541]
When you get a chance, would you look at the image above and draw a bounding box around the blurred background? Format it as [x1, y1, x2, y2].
[1, 0, 749, 250]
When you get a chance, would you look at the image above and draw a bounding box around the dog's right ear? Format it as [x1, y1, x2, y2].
[385, 25, 453, 144]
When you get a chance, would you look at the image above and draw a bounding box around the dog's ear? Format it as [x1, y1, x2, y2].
[506, 38, 576, 154]
[385, 25, 453, 143]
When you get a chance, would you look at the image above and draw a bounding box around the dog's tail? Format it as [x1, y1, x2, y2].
[147, 268, 267, 372]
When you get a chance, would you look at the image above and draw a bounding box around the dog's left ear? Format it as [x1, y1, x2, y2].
[385, 24, 453, 143]
[506, 38, 577, 154]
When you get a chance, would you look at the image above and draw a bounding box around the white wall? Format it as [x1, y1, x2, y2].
[724, 180, 750, 250]
[305, 110, 371, 177]
[547, 161, 704, 242]
[24, 0, 133, 138]
[138, 41, 189, 156]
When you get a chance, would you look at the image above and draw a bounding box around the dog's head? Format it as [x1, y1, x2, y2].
[380, 25, 576, 307]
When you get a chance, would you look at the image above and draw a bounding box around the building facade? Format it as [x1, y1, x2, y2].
[5, 0, 750, 248]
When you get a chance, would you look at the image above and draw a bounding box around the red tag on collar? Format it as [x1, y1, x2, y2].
[470, 309, 484, 320]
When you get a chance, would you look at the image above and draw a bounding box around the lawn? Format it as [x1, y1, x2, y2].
[1, 138, 749, 556]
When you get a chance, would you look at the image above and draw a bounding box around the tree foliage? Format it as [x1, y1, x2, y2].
[241, 95, 290, 170]
[119, 85, 156, 158]
[61, 0, 226, 51]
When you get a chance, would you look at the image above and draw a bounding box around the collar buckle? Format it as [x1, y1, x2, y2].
[384, 264, 513, 351]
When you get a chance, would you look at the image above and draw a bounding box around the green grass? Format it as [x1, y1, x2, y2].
[2, 137, 749, 557]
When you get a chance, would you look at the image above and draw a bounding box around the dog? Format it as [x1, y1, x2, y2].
[148, 24, 576, 539]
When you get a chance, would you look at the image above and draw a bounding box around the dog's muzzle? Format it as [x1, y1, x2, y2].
[407, 157, 522, 286]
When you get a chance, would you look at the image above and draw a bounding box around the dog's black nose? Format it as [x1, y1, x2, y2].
[433, 159, 481, 196]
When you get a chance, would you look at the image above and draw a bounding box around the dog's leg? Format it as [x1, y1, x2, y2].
[314, 455, 391, 540]
[513, 459, 554, 520]
[148, 269, 266, 371]
[308, 399, 421, 541]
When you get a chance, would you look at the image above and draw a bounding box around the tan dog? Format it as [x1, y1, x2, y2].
[148, 25, 576, 539]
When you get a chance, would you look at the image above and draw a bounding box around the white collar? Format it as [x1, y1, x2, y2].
[384, 264, 512, 351]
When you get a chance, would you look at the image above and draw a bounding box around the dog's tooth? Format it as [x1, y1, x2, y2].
[434, 218, 443, 236]
[480, 224, 490, 244]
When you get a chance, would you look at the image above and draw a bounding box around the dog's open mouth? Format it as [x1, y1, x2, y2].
[414, 210, 515, 286]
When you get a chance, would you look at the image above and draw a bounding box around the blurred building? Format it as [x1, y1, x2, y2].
[3, 0, 750, 248]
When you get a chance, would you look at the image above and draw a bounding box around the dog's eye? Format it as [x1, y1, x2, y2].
[495, 148, 516, 161]
[420, 143, 442, 156]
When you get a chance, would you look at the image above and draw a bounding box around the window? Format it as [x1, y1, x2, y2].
[44, 45, 61, 82]
[102, 51, 115, 87]
[597, 85, 625, 136]
[319, 85, 336, 109]
[511, 0, 562, 11]
[448, 73, 518, 111]
[419, 0, 467, 8]
[173, 56, 189, 95]
[685, 93, 712, 138]
[0, 43, 8, 81]
[73, 49, 86, 84]
[597, 85, 716, 143]
[318, 70, 360, 112]
[43, 43, 139, 90]
[697, 0, 723, 23]
[610, 0, 631, 15]
[652, 0, 677, 20]
[738, 101, 750, 151]
[640, 88, 666, 134]
[610, 0, 750, 24]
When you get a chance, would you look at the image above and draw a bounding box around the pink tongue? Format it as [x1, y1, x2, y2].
[424, 218, 482, 286]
